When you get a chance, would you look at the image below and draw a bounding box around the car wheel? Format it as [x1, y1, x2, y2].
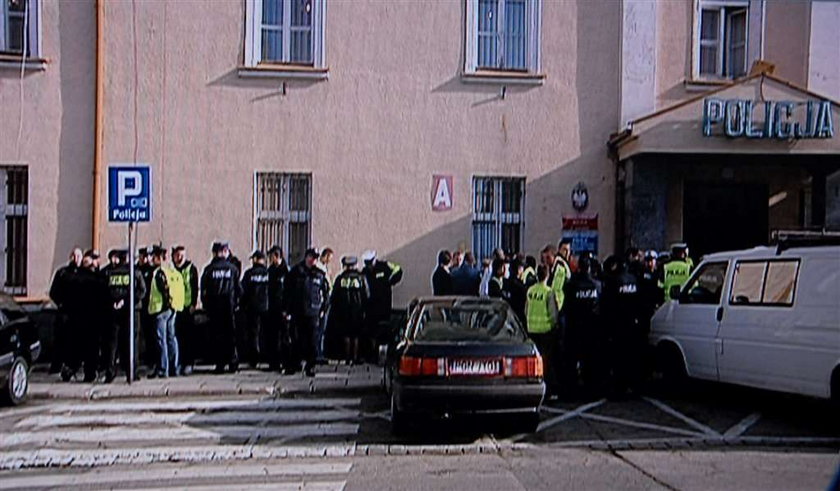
[390, 393, 408, 435]
[518, 411, 540, 433]
[3, 357, 29, 406]
[831, 367, 840, 405]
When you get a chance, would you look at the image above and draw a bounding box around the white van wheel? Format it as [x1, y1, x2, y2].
[657, 345, 687, 387]
[831, 368, 840, 404]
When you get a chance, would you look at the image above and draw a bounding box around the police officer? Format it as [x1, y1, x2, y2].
[663, 243, 692, 300]
[331, 256, 368, 365]
[361, 251, 403, 362]
[104, 249, 146, 382]
[525, 265, 559, 395]
[136, 246, 157, 373]
[563, 255, 603, 394]
[148, 245, 185, 378]
[285, 248, 329, 376]
[201, 242, 242, 374]
[267, 246, 289, 371]
[49, 247, 83, 375]
[172, 246, 199, 375]
[520, 256, 538, 289]
[241, 250, 270, 369]
[315, 248, 334, 364]
[67, 250, 109, 382]
[506, 258, 528, 325]
[601, 258, 642, 396]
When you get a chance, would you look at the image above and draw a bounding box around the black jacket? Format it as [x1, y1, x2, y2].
[564, 272, 602, 331]
[601, 269, 641, 338]
[49, 262, 78, 309]
[505, 277, 528, 324]
[267, 262, 289, 312]
[201, 257, 242, 310]
[104, 263, 147, 310]
[331, 269, 368, 324]
[364, 260, 402, 319]
[69, 267, 111, 325]
[242, 264, 270, 313]
[431, 266, 453, 296]
[285, 261, 329, 318]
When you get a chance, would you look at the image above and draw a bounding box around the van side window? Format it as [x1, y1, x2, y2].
[681, 262, 727, 304]
[729, 259, 799, 307]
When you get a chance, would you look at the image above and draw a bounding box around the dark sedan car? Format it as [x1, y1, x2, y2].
[383, 297, 545, 434]
[0, 293, 40, 405]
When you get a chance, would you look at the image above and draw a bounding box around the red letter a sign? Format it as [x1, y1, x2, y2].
[431, 175, 453, 212]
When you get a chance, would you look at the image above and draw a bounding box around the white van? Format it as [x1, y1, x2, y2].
[649, 243, 840, 401]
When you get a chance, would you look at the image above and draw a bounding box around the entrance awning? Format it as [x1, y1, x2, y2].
[608, 74, 840, 161]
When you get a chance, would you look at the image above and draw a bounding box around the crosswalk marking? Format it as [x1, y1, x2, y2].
[48, 398, 361, 413]
[0, 462, 352, 489]
[123, 482, 347, 491]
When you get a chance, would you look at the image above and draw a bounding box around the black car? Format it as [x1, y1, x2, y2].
[383, 297, 545, 434]
[0, 294, 40, 405]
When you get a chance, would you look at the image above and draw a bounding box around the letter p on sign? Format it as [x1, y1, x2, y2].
[117, 170, 143, 206]
[432, 175, 453, 212]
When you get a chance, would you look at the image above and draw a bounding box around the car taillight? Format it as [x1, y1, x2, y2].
[398, 356, 444, 376]
[504, 355, 543, 378]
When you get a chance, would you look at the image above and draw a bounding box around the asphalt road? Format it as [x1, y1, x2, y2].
[0, 364, 836, 490]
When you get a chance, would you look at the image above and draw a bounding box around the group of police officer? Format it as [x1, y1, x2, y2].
[49, 241, 403, 382]
[474, 240, 694, 398]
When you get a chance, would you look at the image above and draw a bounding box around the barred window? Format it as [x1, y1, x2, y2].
[472, 176, 525, 261]
[254, 173, 311, 265]
[0, 166, 27, 295]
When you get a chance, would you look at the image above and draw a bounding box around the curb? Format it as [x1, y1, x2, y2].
[28, 383, 279, 401]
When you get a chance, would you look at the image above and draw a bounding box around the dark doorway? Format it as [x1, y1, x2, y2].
[683, 182, 769, 258]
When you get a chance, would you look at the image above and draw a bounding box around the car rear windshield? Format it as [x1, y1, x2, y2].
[411, 301, 526, 343]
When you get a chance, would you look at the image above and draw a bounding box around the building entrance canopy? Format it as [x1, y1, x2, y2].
[609, 74, 840, 161]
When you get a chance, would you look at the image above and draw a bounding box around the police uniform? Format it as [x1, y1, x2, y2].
[174, 258, 199, 373]
[241, 254, 270, 368]
[663, 244, 692, 300]
[362, 253, 402, 348]
[65, 260, 110, 382]
[201, 249, 242, 372]
[564, 269, 603, 390]
[49, 259, 79, 374]
[525, 281, 558, 393]
[331, 260, 368, 346]
[267, 249, 289, 370]
[284, 252, 329, 375]
[148, 252, 185, 378]
[601, 263, 643, 394]
[104, 255, 146, 382]
[137, 248, 157, 370]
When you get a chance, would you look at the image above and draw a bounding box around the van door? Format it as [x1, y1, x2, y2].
[717, 258, 808, 394]
[669, 261, 729, 381]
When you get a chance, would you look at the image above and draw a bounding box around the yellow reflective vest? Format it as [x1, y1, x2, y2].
[149, 267, 185, 314]
[526, 282, 557, 334]
[663, 259, 692, 300]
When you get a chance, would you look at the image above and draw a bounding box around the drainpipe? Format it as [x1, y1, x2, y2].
[92, 0, 104, 250]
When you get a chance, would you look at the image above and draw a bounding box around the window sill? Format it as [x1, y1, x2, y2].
[684, 78, 735, 92]
[461, 70, 545, 86]
[237, 64, 329, 80]
[0, 54, 47, 71]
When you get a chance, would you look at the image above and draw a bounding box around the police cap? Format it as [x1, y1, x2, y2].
[342, 256, 358, 267]
[304, 248, 319, 259]
[84, 249, 100, 259]
[361, 250, 376, 263]
[251, 249, 266, 260]
[151, 245, 167, 256]
[268, 245, 283, 256]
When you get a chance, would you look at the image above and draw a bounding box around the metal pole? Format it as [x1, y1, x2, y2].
[128, 222, 135, 384]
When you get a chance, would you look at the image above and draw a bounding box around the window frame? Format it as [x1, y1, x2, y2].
[679, 261, 729, 305]
[0, 0, 41, 58]
[693, 0, 749, 80]
[0, 165, 28, 296]
[728, 258, 800, 308]
[471, 176, 526, 262]
[252, 172, 312, 266]
[464, 0, 541, 75]
[244, 0, 325, 69]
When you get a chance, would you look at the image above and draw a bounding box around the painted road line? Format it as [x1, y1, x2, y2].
[122, 482, 347, 491]
[0, 405, 49, 420]
[16, 410, 360, 428]
[0, 462, 352, 489]
[0, 445, 358, 470]
[578, 412, 705, 438]
[723, 412, 762, 438]
[540, 406, 568, 415]
[0, 423, 360, 447]
[642, 397, 721, 437]
[536, 399, 606, 433]
[49, 398, 362, 413]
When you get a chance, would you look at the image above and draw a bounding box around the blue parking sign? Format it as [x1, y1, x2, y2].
[108, 165, 151, 222]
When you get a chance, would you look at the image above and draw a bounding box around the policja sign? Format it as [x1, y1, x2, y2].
[108, 165, 151, 383]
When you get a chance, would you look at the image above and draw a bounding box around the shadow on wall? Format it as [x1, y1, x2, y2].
[52, 0, 95, 271]
[386, 148, 613, 307]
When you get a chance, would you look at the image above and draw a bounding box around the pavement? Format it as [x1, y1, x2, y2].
[0, 364, 837, 489]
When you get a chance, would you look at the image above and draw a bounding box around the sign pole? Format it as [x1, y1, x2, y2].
[128, 221, 135, 384]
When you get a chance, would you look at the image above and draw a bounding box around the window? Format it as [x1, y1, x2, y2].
[697, 2, 747, 78]
[472, 177, 524, 261]
[244, 0, 325, 68]
[730, 260, 799, 307]
[254, 173, 311, 265]
[0, 0, 39, 57]
[680, 261, 727, 304]
[465, 0, 541, 73]
[0, 166, 27, 295]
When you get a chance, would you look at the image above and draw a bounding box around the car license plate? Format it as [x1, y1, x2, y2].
[447, 358, 501, 376]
